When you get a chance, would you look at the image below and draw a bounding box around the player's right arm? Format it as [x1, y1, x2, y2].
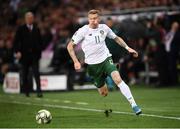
[67, 41, 81, 70]
[67, 27, 85, 70]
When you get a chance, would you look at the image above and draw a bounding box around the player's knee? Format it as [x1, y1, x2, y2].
[100, 92, 108, 97]
[113, 76, 122, 85]
[104, 93, 108, 97]
[111, 71, 122, 85]
[99, 89, 108, 97]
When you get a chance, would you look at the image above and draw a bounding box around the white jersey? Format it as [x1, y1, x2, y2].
[72, 24, 117, 64]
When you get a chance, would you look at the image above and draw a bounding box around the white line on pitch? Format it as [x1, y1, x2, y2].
[1, 94, 89, 106]
[76, 102, 88, 105]
[1, 100, 180, 121]
[63, 100, 71, 103]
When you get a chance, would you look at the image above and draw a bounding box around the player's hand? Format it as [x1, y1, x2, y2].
[15, 52, 22, 59]
[74, 61, 81, 70]
[127, 47, 138, 58]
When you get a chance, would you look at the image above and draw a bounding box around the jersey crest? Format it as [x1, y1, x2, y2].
[100, 30, 104, 35]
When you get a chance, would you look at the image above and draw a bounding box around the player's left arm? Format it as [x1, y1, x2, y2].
[114, 36, 138, 58]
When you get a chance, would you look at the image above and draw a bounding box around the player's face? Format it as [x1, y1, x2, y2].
[25, 13, 34, 25]
[88, 14, 100, 28]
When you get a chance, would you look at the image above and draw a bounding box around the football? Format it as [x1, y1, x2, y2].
[36, 109, 52, 124]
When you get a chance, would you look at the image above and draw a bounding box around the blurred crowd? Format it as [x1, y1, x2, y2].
[0, 0, 180, 86]
[105, 15, 180, 86]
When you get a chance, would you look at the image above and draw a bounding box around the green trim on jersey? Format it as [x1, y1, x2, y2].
[87, 57, 117, 88]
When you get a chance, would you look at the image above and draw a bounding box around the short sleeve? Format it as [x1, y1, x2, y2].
[106, 25, 117, 39]
[72, 27, 84, 45]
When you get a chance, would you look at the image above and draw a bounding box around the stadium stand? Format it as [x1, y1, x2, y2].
[0, 0, 180, 87]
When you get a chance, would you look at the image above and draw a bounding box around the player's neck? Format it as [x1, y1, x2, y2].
[89, 24, 99, 29]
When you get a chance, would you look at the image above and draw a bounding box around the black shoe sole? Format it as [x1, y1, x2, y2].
[136, 111, 142, 115]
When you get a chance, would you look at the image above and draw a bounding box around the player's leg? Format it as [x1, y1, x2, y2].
[94, 74, 108, 97]
[111, 71, 136, 106]
[87, 63, 108, 97]
[105, 57, 141, 115]
[111, 71, 142, 115]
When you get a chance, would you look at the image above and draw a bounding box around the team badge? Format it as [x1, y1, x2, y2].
[100, 30, 104, 35]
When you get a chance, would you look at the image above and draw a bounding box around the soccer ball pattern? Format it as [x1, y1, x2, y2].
[36, 109, 52, 124]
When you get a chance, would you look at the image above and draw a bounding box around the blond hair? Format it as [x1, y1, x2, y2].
[88, 9, 101, 16]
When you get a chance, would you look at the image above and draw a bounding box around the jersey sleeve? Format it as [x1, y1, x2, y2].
[106, 25, 117, 39]
[72, 27, 84, 45]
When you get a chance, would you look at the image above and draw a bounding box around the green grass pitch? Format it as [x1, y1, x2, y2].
[0, 85, 180, 128]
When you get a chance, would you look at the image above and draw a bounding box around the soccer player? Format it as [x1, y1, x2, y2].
[67, 9, 142, 115]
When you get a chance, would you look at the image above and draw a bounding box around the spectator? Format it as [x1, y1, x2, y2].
[164, 21, 180, 85]
[13, 12, 43, 97]
[154, 17, 169, 86]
